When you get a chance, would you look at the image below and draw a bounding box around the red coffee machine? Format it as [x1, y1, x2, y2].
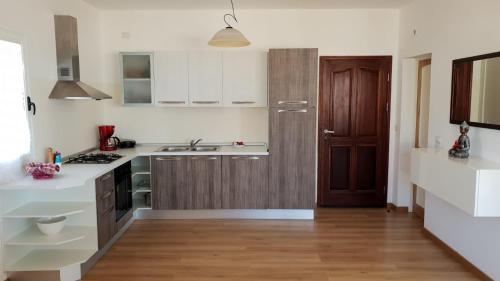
[99, 125, 120, 151]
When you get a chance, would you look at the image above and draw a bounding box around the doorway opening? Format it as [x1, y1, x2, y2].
[317, 56, 392, 207]
[412, 58, 432, 219]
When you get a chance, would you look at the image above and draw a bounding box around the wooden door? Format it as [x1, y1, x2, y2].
[318, 57, 391, 207]
[222, 155, 268, 209]
[188, 52, 223, 106]
[268, 49, 318, 108]
[187, 156, 222, 209]
[222, 51, 268, 107]
[154, 51, 189, 106]
[269, 108, 316, 209]
[152, 156, 188, 210]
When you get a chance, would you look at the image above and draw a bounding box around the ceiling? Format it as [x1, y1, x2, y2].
[83, 0, 414, 10]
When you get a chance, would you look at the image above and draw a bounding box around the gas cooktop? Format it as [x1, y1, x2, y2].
[65, 153, 123, 164]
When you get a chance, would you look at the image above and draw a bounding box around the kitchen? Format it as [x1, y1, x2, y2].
[1, 0, 496, 280]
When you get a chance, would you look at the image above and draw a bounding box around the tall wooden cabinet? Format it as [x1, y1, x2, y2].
[268, 48, 318, 209]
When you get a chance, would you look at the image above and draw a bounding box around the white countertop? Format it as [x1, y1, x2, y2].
[0, 144, 268, 191]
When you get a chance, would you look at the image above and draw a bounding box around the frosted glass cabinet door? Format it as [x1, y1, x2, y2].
[188, 52, 223, 107]
[223, 51, 268, 107]
[154, 51, 189, 107]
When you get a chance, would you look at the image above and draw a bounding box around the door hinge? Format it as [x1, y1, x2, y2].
[387, 73, 390, 82]
[386, 102, 389, 112]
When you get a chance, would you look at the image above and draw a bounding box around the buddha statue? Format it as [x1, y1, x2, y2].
[448, 121, 471, 158]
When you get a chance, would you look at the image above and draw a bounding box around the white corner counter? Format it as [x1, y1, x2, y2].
[0, 144, 268, 191]
[411, 148, 500, 217]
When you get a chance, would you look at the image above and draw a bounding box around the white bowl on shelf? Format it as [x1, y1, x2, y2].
[36, 216, 66, 236]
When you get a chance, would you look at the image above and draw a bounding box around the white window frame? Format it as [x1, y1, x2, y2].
[0, 28, 35, 158]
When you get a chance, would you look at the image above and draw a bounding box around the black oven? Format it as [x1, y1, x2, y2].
[114, 161, 132, 222]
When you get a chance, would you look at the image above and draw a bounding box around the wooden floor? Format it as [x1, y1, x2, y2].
[83, 209, 479, 281]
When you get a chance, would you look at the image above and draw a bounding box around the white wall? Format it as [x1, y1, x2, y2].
[0, 0, 104, 163]
[98, 8, 401, 200]
[0, 0, 103, 278]
[398, 0, 500, 278]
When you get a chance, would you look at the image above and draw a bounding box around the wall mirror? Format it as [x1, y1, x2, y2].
[450, 51, 500, 130]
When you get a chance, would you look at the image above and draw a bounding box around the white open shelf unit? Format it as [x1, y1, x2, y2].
[132, 156, 152, 210]
[3, 202, 92, 218]
[0, 181, 98, 278]
[5, 249, 96, 272]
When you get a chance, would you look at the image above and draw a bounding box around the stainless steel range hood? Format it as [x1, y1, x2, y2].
[49, 15, 111, 100]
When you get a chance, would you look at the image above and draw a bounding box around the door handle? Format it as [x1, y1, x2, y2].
[323, 129, 335, 135]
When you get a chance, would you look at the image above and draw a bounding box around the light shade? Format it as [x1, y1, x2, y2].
[208, 27, 250, 48]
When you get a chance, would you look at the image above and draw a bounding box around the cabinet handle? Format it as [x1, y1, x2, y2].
[277, 109, 308, 113]
[232, 101, 256, 104]
[100, 173, 113, 181]
[158, 101, 186, 104]
[103, 205, 114, 215]
[231, 156, 260, 160]
[101, 191, 113, 199]
[192, 101, 219, 104]
[278, 101, 308, 105]
[190, 157, 218, 161]
[156, 157, 183, 161]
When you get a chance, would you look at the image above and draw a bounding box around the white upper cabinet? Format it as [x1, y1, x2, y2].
[188, 52, 223, 107]
[223, 51, 268, 107]
[154, 51, 189, 107]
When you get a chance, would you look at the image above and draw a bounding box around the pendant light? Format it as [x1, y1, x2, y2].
[208, 0, 250, 48]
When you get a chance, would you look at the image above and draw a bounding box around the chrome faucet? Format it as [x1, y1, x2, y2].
[190, 138, 203, 147]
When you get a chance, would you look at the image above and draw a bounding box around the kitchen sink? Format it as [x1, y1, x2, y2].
[157, 146, 220, 152]
[191, 146, 220, 152]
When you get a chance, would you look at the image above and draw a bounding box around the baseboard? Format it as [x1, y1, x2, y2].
[413, 204, 425, 220]
[386, 203, 409, 213]
[134, 209, 314, 220]
[422, 228, 493, 281]
[80, 217, 134, 276]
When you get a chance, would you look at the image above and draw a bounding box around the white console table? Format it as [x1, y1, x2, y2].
[411, 148, 500, 217]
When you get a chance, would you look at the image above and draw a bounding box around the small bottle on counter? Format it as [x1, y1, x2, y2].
[46, 148, 54, 164]
[54, 152, 62, 168]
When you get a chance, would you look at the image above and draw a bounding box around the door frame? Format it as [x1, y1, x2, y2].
[317, 56, 392, 207]
[412, 58, 431, 219]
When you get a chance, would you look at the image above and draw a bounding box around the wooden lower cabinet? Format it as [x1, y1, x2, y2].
[95, 171, 116, 249]
[187, 156, 222, 209]
[269, 107, 316, 209]
[152, 155, 221, 210]
[222, 155, 268, 209]
[152, 156, 188, 210]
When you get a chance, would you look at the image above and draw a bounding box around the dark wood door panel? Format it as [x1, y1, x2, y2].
[268, 48, 318, 107]
[329, 145, 351, 192]
[318, 56, 391, 207]
[269, 108, 316, 209]
[355, 67, 380, 137]
[329, 69, 353, 137]
[152, 156, 188, 210]
[222, 156, 268, 209]
[187, 156, 222, 209]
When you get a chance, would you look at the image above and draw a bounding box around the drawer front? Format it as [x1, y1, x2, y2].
[96, 171, 115, 215]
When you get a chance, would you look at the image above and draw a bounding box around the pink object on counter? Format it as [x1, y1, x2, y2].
[25, 163, 60, 180]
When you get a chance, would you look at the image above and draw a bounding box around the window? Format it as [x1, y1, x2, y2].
[0, 35, 31, 183]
